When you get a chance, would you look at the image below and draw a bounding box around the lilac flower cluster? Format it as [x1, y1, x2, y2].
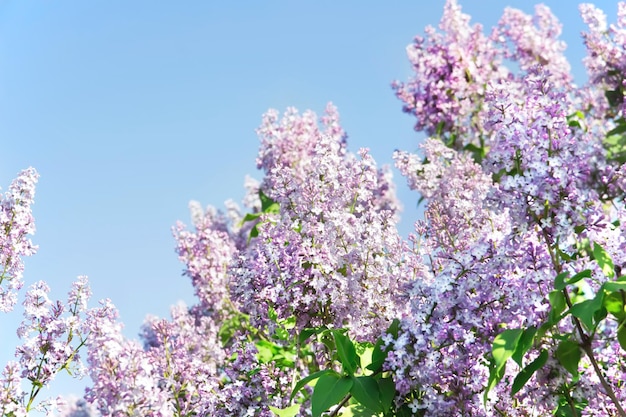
[54, 396, 100, 417]
[392, 0, 574, 146]
[0, 168, 39, 313]
[1, 276, 95, 416]
[392, 138, 558, 414]
[387, 1, 626, 415]
[231, 103, 411, 342]
[580, 2, 626, 118]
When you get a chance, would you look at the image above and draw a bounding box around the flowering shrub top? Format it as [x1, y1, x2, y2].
[2, 1, 626, 416]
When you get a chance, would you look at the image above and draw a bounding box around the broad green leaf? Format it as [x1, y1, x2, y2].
[567, 270, 592, 287]
[492, 329, 524, 374]
[554, 272, 570, 291]
[386, 318, 401, 338]
[607, 117, 626, 136]
[256, 340, 278, 363]
[535, 321, 553, 342]
[555, 340, 581, 376]
[377, 378, 395, 413]
[603, 281, 626, 292]
[350, 376, 382, 413]
[269, 404, 301, 417]
[555, 270, 592, 291]
[618, 325, 626, 351]
[358, 346, 374, 372]
[570, 289, 605, 330]
[299, 328, 317, 344]
[604, 291, 626, 320]
[367, 338, 387, 372]
[312, 373, 353, 417]
[484, 357, 505, 405]
[549, 290, 567, 324]
[485, 329, 523, 402]
[240, 212, 261, 225]
[593, 242, 615, 278]
[339, 404, 380, 417]
[290, 369, 332, 401]
[333, 330, 360, 375]
[512, 327, 537, 367]
[259, 190, 279, 212]
[606, 89, 624, 108]
[367, 320, 399, 372]
[319, 330, 336, 353]
[274, 327, 290, 341]
[511, 349, 548, 395]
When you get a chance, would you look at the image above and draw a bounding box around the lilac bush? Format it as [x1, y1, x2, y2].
[2, 1, 626, 416]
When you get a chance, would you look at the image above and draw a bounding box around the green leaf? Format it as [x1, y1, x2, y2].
[333, 330, 360, 375]
[567, 270, 592, 287]
[607, 118, 626, 136]
[618, 325, 626, 351]
[555, 340, 581, 376]
[299, 328, 320, 345]
[269, 404, 301, 417]
[593, 242, 615, 278]
[603, 281, 626, 292]
[485, 329, 523, 402]
[511, 349, 548, 395]
[554, 272, 570, 291]
[338, 404, 379, 417]
[555, 270, 592, 291]
[570, 289, 605, 330]
[492, 329, 524, 374]
[367, 338, 387, 372]
[484, 357, 505, 405]
[256, 340, 278, 363]
[290, 369, 332, 401]
[259, 190, 279, 212]
[606, 89, 624, 108]
[604, 291, 626, 320]
[367, 320, 399, 372]
[377, 378, 395, 413]
[549, 290, 567, 324]
[312, 373, 353, 417]
[240, 212, 261, 226]
[350, 376, 382, 413]
[319, 329, 336, 353]
[512, 327, 537, 367]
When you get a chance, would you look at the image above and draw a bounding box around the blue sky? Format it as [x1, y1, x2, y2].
[0, 0, 618, 408]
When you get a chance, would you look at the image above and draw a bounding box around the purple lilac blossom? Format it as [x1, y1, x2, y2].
[173, 211, 237, 318]
[391, 0, 507, 142]
[55, 396, 100, 417]
[389, 2, 626, 415]
[231, 104, 411, 342]
[1, 276, 94, 416]
[580, 2, 626, 118]
[493, 4, 572, 86]
[0, 168, 39, 313]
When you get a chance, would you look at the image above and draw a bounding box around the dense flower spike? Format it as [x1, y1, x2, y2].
[0, 276, 95, 416]
[493, 4, 572, 85]
[173, 211, 237, 318]
[391, 0, 507, 142]
[55, 396, 100, 417]
[580, 2, 626, 118]
[0, 168, 39, 313]
[231, 105, 410, 341]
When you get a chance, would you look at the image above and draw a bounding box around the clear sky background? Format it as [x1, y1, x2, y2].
[0, 0, 618, 410]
